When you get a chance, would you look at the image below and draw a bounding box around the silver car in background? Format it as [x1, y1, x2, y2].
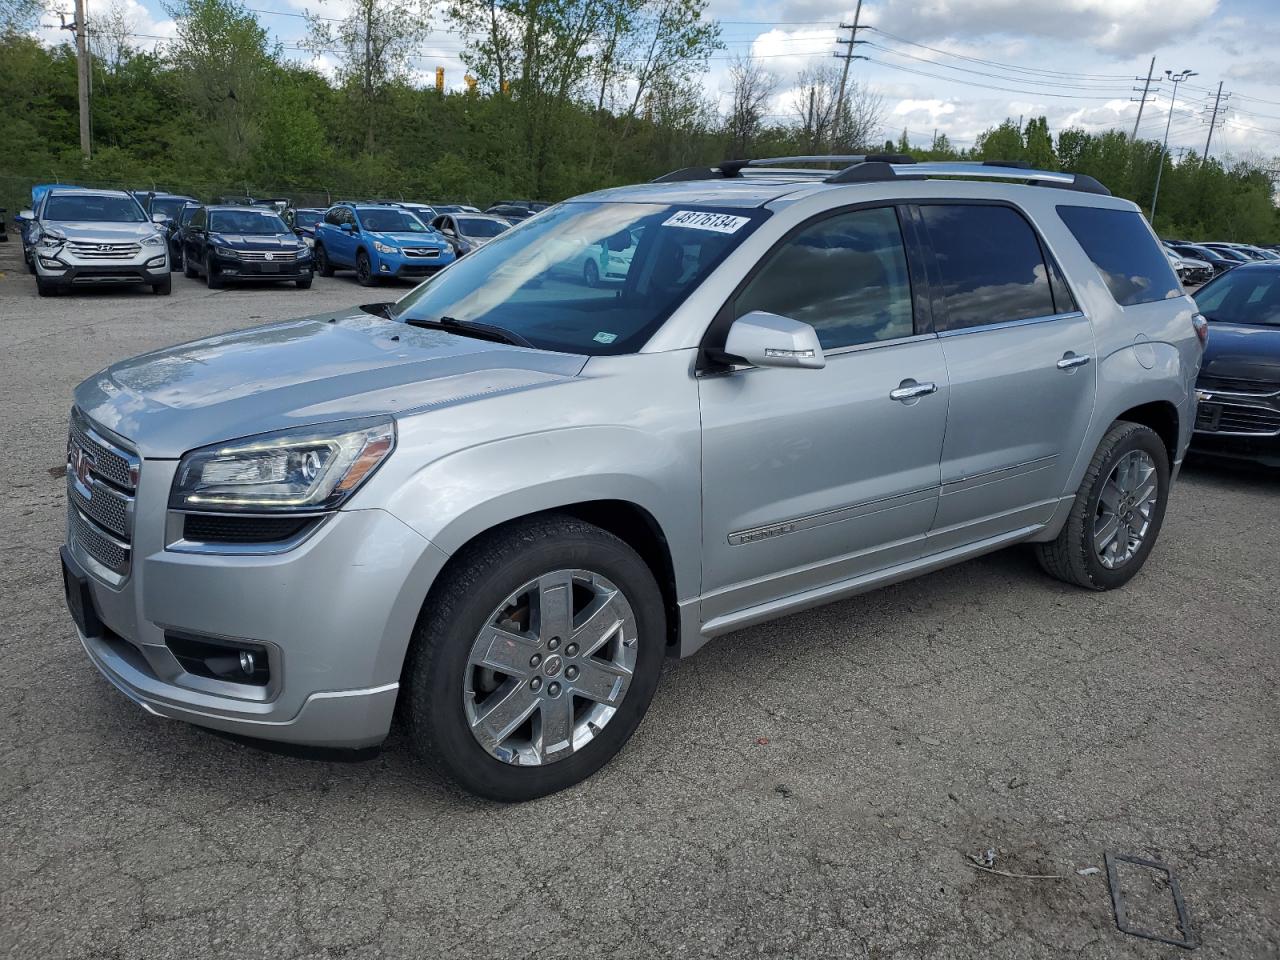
[62, 156, 1204, 800]
[24, 188, 171, 297]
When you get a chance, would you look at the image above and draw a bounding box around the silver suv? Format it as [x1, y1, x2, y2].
[23, 188, 171, 297]
[61, 157, 1205, 800]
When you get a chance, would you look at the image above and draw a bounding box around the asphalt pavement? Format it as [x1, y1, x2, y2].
[1, 242, 1277, 959]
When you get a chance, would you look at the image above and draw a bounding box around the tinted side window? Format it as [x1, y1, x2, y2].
[1057, 205, 1181, 306]
[324, 208, 342, 225]
[734, 206, 914, 350]
[920, 204, 1056, 330]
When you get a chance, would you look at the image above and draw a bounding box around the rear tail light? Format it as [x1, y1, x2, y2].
[1192, 313, 1209, 347]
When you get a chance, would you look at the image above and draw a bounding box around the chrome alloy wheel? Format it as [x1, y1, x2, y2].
[463, 569, 638, 766]
[1093, 449, 1158, 569]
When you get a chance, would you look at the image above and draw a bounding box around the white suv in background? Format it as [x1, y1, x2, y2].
[22, 188, 171, 297]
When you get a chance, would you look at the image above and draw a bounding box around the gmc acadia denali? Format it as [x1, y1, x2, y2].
[61, 156, 1205, 800]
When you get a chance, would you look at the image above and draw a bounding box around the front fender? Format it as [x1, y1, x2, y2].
[378, 424, 703, 603]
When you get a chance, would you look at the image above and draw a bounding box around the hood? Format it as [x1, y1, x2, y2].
[48, 221, 161, 243]
[211, 233, 306, 250]
[373, 230, 446, 247]
[75, 309, 587, 458]
[1201, 321, 1280, 381]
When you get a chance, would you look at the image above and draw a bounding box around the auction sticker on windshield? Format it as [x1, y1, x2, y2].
[662, 211, 751, 234]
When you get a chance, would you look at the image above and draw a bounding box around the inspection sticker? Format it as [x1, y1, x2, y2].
[662, 210, 751, 234]
[593, 331, 618, 344]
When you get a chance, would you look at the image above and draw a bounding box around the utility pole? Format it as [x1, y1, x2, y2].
[831, 0, 866, 150]
[1151, 67, 1197, 225]
[1131, 56, 1157, 141]
[1203, 80, 1227, 163]
[59, 3, 92, 158]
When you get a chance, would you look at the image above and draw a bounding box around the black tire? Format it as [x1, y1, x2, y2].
[26, 252, 36, 275]
[295, 276, 312, 289]
[205, 255, 223, 289]
[314, 244, 334, 277]
[1035, 421, 1171, 591]
[35, 276, 60, 297]
[183, 251, 198, 278]
[170, 246, 182, 271]
[355, 250, 376, 286]
[404, 516, 666, 802]
[583, 259, 599, 287]
[152, 273, 172, 295]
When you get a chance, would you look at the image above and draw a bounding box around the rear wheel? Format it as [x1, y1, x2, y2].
[583, 259, 599, 287]
[356, 250, 376, 286]
[404, 516, 666, 802]
[1035, 421, 1170, 590]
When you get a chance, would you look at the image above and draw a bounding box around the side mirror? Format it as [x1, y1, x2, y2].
[340, 222, 354, 233]
[152, 212, 171, 224]
[19, 209, 34, 220]
[723, 311, 826, 370]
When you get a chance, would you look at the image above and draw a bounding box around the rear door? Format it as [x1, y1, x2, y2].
[914, 202, 1097, 547]
[698, 205, 950, 624]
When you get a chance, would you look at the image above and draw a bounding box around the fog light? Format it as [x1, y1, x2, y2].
[146, 256, 166, 268]
[239, 650, 256, 675]
[379, 263, 390, 272]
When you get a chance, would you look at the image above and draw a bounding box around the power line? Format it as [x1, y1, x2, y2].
[863, 56, 1134, 101]
[863, 26, 1134, 81]
[865, 40, 1133, 94]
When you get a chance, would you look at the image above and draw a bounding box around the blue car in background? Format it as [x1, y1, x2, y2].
[313, 202, 455, 285]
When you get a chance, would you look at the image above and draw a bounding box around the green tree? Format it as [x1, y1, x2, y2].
[1023, 116, 1055, 169]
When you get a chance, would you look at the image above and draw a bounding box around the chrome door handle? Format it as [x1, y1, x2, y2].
[889, 380, 938, 402]
[1056, 353, 1092, 370]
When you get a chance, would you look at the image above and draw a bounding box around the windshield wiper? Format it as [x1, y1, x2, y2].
[403, 315, 532, 348]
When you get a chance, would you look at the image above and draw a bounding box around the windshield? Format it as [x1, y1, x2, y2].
[151, 197, 190, 221]
[1195, 267, 1280, 327]
[210, 210, 290, 235]
[293, 210, 322, 228]
[358, 208, 427, 233]
[394, 201, 766, 355]
[460, 217, 509, 238]
[44, 194, 146, 223]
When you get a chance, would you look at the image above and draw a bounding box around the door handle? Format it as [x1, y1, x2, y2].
[1056, 352, 1092, 370]
[889, 380, 938, 402]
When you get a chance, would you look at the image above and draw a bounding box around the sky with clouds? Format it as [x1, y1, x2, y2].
[38, 0, 1280, 160]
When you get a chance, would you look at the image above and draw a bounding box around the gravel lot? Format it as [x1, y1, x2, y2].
[2, 240, 1277, 960]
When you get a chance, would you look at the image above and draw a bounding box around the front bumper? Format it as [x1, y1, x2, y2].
[378, 249, 454, 279]
[1191, 381, 1280, 466]
[211, 253, 313, 281]
[36, 252, 169, 287]
[65, 453, 450, 747]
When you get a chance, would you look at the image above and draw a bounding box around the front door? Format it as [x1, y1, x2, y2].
[698, 205, 950, 626]
[914, 202, 1098, 547]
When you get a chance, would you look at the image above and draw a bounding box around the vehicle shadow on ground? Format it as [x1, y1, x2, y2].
[1181, 454, 1278, 494]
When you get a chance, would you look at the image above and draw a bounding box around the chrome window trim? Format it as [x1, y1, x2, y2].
[823, 331, 939, 358]
[936, 310, 1086, 338]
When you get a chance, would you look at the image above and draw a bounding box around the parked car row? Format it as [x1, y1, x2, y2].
[17, 187, 525, 295]
[1162, 238, 1280, 286]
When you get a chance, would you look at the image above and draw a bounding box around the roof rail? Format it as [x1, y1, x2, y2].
[653, 155, 1110, 195]
[652, 154, 917, 183]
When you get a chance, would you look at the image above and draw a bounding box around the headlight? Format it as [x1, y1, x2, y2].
[214, 246, 240, 258]
[303, 236, 315, 248]
[37, 229, 65, 251]
[373, 241, 400, 255]
[141, 233, 165, 247]
[170, 418, 396, 514]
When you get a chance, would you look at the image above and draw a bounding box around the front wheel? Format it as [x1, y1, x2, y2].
[1035, 421, 1171, 590]
[583, 259, 599, 287]
[314, 244, 333, 277]
[295, 276, 313, 289]
[152, 273, 172, 295]
[205, 255, 223, 289]
[355, 250, 376, 286]
[404, 516, 666, 801]
[183, 251, 198, 278]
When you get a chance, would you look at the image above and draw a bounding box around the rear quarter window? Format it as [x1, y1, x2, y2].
[1057, 205, 1182, 306]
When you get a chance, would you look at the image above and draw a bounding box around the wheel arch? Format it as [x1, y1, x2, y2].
[421, 500, 682, 653]
[1114, 399, 1180, 466]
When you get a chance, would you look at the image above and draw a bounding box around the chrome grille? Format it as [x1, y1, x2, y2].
[402, 247, 441, 258]
[238, 249, 300, 262]
[68, 476, 131, 538]
[67, 240, 142, 260]
[69, 411, 138, 489]
[69, 505, 130, 574]
[1197, 374, 1279, 396]
[67, 410, 140, 578]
